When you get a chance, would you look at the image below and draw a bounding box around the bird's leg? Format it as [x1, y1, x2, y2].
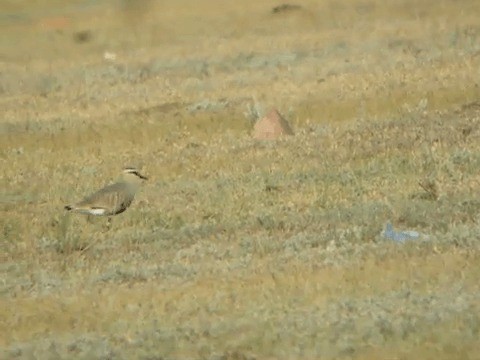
[104, 217, 113, 231]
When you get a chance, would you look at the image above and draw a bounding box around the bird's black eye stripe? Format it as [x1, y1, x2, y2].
[132, 171, 147, 179]
[124, 168, 146, 179]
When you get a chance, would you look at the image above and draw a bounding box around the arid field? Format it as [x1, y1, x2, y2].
[1, 0, 480, 359]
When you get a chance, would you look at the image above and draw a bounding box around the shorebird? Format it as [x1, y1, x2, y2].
[64, 167, 147, 217]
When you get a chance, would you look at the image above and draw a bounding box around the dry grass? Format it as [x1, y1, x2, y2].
[1, 0, 480, 359]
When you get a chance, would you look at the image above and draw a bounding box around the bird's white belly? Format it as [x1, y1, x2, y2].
[87, 208, 107, 215]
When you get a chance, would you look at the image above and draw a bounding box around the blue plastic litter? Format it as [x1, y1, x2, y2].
[383, 222, 420, 243]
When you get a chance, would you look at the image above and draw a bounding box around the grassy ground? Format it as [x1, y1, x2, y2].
[1, 0, 480, 359]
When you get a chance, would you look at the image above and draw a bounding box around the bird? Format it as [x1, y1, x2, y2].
[64, 167, 147, 217]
